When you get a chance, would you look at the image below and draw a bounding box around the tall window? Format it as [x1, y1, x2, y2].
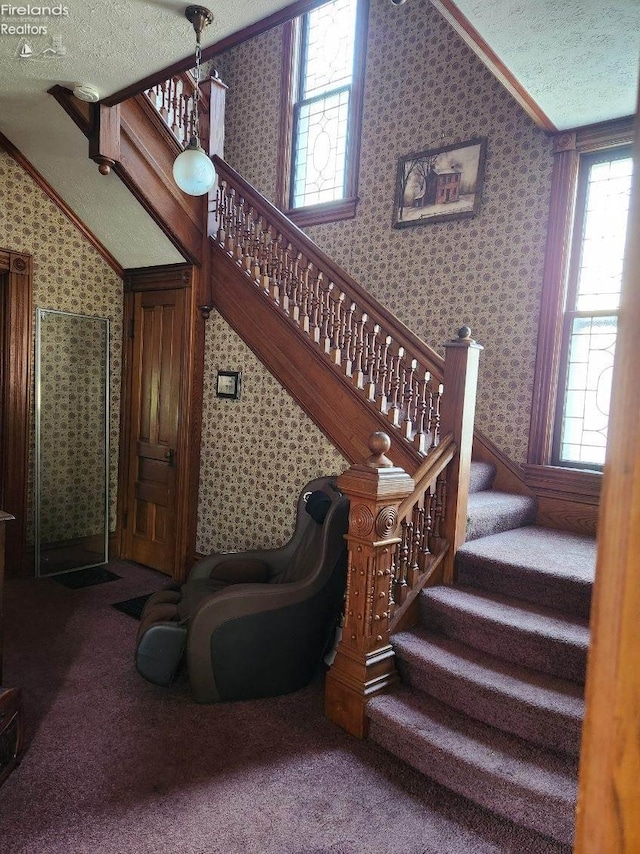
[528, 119, 635, 476]
[554, 149, 633, 468]
[277, 0, 367, 227]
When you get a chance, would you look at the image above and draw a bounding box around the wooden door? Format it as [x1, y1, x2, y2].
[122, 287, 187, 574]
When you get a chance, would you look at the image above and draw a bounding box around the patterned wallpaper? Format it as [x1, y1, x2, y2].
[0, 149, 123, 543]
[38, 312, 109, 543]
[211, 0, 554, 469]
[197, 313, 348, 554]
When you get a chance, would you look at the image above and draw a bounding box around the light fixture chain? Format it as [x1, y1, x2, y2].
[191, 41, 202, 145]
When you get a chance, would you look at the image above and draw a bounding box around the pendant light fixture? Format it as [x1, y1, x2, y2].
[172, 5, 216, 196]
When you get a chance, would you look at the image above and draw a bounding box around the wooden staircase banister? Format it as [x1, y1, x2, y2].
[212, 156, 445, 381]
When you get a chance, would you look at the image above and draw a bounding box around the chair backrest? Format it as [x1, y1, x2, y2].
[270, 478, 348, 586]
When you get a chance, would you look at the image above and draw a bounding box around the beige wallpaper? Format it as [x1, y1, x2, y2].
[197, 313, 348, 554]
[0, 149, 123, 543]
[211, 0, 554, 468]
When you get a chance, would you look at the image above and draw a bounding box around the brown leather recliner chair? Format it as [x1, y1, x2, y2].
[135, 477, 349, 703]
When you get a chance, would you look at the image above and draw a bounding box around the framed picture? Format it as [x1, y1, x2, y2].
[393, 137, 487, 228]
[216, 370, 242, 400]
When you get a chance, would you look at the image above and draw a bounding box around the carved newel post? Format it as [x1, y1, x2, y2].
[325, 432, 414, 738]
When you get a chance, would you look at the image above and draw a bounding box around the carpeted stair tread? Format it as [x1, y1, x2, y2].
[367, 687, 578, 845]
[469, 460, 496, 494]
[466, 491, 537, 541]
[419, 585, 590, 682]
[392, 627, 584, 755]
[456, 525, 595, 617]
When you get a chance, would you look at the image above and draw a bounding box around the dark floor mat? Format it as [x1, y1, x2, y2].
[51, 566, 121, 589]
[111, 594, 154, 620]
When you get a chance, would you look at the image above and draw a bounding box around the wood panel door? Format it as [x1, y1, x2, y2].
[122, 287, 186, 574]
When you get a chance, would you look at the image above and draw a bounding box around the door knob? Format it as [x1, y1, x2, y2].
[164, 448, 175, 466]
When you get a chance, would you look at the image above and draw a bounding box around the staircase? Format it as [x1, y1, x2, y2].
[366, 461, 596, 846]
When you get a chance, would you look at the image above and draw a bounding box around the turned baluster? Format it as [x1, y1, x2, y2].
[270, 232, 284, 306]
[257, 221, 272, 294]
[429, 383, 443, 450]
[364, 324, 380, 402]
[421, 491, 434, 568]
[159, 80, 169, 119]
[299, 259, 312, 334]
[289, 251, 302, 325]
[171, 80, 180, 136]
[224, 188, 236, 253]
[387, 347, 404, 427]
[433, 475, 446, 539]
[310, 272, 322, 344]
[352, 312, 367, 389]
[215, 181, 226, 245]
[342, 302, 356, 377]
[403, 359, 417, 439]
[320, 283, 334, 354]
[395, 518, 410, 603]
[377, 337, 392, 413]
[330, 290, 346, 365]
[407, 504, 422, 587]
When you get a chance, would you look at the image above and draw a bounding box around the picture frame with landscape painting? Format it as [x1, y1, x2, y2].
[392, 137, 487, 228]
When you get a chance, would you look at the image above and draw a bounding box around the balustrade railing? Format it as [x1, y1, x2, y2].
[144, 72, 202, 149]
[212, 156, 447, 464]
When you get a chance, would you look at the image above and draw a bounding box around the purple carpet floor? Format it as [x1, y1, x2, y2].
[0, 561, 570, 854]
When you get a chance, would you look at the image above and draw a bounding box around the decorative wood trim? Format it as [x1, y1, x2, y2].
[0, 249, 33, 577]
[47, 84, 94, 136]
[285, 196, 358, 227]
[123, 263, 192, 292]
[102, 0, 332, 107]
[575, 103, 640, 852]
[430, 0, 557, 133]
[473, 427, 532, 496]
[275, 20, 297, 211]
[0, 130, 124, 278]
[522, 464, 601, 505]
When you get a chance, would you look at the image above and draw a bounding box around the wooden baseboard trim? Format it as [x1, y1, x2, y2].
[0, 130, 124, 278]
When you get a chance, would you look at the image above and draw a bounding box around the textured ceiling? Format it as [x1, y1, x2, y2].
[448, 0, 640, 130]
[0, 0, 637, 268]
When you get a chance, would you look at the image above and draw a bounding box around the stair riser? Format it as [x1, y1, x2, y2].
[368, 716, 575, 846]
[395, 654, 582, 756]
[469, 462, 496, 494]
[419, 599, 587, 683]
[466, 500, 537, 542]
[456, 556, 592, 619]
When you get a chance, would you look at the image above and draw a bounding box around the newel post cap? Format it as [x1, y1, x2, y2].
[443, 326, 484, 350]
[337, 432, 414, 502]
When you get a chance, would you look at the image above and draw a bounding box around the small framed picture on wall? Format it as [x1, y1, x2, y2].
[216, 370, 242, 400]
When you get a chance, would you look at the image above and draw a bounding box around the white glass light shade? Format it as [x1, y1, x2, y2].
[173, 143, 216, 196]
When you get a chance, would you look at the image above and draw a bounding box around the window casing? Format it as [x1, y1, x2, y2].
[277, 0, 368, 227]
[527, 118, 635, 476]
[552, 148, 633, 469]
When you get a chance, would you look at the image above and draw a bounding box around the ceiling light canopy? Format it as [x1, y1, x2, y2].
[172, 5, 216, 197]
